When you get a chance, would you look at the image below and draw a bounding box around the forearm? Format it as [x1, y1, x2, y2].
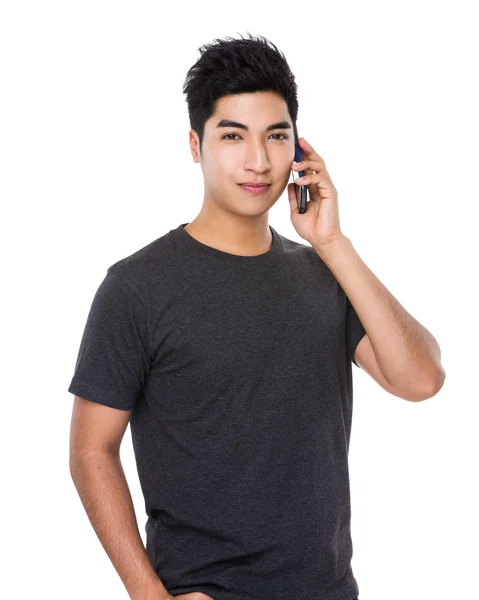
[314, 235, 445, 389]
[70, 452, 169, 600]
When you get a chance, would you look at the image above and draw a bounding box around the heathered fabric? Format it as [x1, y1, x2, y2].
[68, 222, 366, 600]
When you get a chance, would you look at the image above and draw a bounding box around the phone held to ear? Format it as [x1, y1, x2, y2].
[292, 123, 308, 213]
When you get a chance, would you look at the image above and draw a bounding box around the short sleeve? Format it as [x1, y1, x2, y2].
[68, 269, 151, 410]
[346, 296, 367, 368]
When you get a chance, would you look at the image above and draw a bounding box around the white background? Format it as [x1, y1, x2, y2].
[1, 1, 477, 599]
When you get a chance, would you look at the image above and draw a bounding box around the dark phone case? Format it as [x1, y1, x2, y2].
[293, 125, 308, 213]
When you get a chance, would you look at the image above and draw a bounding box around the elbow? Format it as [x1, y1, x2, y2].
[413, 366, 446, 402]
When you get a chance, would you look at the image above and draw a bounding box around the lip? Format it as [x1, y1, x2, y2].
[239, 183, 271, 195]
[240, 182, 272, 186]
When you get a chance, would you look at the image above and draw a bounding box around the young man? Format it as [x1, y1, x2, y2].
[68, 33, 445, 600]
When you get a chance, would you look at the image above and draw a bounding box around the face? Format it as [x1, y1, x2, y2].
[189, 91, 295, 218]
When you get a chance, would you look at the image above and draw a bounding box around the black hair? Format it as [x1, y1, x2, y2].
[182, 31, 299, 156]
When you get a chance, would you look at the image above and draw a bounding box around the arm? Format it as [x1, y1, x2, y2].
[314, 236, 446, 399]
[69, 396, 170, 600]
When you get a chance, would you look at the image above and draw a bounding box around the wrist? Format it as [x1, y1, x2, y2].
[312, 234, 351, 261]
[131, 581, 170, 600]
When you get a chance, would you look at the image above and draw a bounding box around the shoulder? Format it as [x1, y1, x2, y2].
[106, 229, 178, 304]
[275, 228, 331, 270]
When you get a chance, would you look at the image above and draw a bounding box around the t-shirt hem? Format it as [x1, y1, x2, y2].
[350, 326, 367, 367]
[167, 578, 359, 600]
[68, 377, 135, 411]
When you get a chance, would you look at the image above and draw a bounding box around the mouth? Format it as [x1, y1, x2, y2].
[238, 183, 271, 195]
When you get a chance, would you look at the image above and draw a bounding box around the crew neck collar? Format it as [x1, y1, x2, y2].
[173, 222, 283, 264]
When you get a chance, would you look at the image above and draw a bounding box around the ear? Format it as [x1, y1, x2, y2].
[189, 129, 201, 163]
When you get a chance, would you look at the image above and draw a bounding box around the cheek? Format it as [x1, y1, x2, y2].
[212, 158, 237, 182]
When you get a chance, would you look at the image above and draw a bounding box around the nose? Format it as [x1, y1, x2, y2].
[243, 141, 271, 174]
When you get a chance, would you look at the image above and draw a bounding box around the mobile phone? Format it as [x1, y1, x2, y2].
[292, 122, 308, 213]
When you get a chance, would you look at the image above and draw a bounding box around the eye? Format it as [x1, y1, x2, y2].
[221, 133, 289, 141]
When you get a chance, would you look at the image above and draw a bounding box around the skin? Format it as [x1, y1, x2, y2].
[185, 90, 296, 256]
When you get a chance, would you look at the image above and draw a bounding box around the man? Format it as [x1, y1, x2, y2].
[68, 33, 445, 600]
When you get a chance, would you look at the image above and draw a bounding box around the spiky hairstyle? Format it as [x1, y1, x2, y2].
[182, 32, 299, 155]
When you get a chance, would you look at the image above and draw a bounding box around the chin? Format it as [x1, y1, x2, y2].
[231, 200, 278, 218]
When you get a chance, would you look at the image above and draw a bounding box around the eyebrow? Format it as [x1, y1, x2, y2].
[216, 119, 292, 132]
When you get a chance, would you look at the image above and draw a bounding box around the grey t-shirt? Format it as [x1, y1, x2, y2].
[68, 222, 366, 600]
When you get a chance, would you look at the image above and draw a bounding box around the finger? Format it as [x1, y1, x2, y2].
[287, 183, 300, 214]
[293, 158, 330, 178]
[295, 159, 333, 185]
[295, 172, 335, 192]
[294, 171, 322, 185]
[292, 160, 320, 174]
[298, 137, 325, 164]
[297, 143, 334, 184]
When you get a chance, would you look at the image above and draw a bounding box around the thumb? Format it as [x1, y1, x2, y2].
[287, 183, 298, 214]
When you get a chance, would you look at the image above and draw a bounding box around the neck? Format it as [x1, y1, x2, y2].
[184, 209, 272, 257]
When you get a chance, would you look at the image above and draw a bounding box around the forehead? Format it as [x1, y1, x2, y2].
[207, 92, 290, 129]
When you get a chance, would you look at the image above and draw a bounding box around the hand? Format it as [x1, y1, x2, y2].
[288, 137, 346, 253]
